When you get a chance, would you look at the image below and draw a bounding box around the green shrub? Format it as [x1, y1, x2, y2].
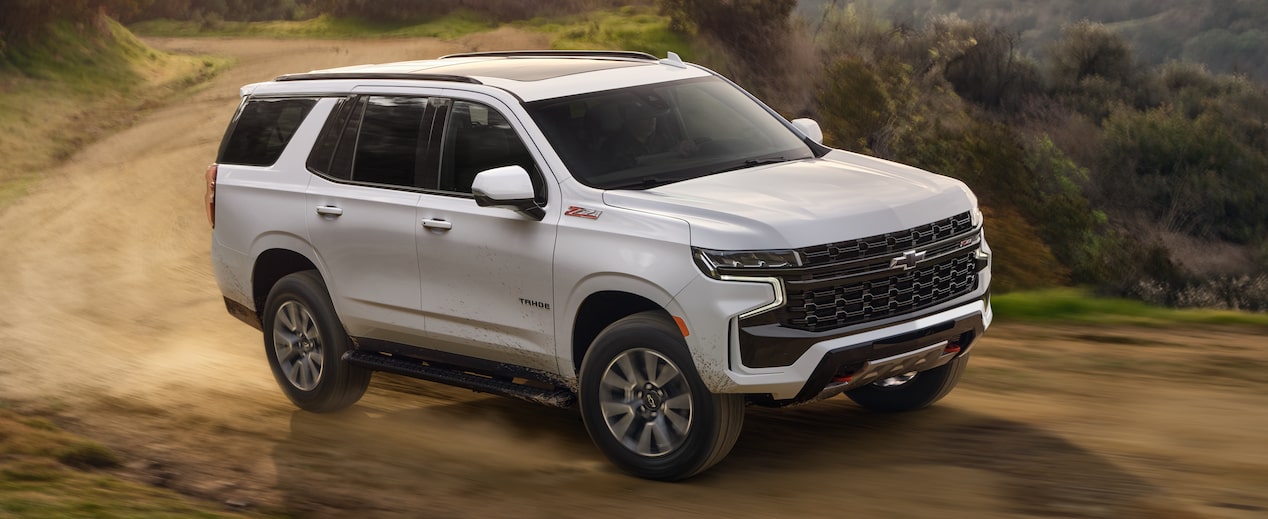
[1098, 105, 1268, 244]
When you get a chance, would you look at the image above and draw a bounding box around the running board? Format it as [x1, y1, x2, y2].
[343, 351, 575, 408]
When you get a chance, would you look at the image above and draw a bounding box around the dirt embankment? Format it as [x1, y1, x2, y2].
[0, 36, 1265, 518]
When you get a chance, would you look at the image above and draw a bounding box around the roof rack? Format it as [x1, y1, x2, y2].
[439, 50, 658, 61]
[274, 72, 482, 84]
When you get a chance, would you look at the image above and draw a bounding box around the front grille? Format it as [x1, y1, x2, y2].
[780, 252, 978, 332]
[760, 212, 982, 333]
[799, 212, 974, 267]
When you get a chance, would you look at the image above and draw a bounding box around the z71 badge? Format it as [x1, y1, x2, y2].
[565, 206, 602, 220]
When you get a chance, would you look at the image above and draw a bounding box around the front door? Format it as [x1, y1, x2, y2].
[415, 98, 560, 372]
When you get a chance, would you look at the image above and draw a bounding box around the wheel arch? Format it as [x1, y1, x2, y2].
[571, 291, 667, 376]
[253, 248, 320, 320]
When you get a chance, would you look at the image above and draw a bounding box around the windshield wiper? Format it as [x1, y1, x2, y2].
[605, 177, 671, 190]
[710, 157, 788, 175]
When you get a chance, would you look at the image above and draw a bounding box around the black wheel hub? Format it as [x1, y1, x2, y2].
[636, 383, 667, 414]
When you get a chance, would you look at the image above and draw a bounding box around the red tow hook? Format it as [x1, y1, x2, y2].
[944, 342, 962, 354]
[832, 374, 854, 383]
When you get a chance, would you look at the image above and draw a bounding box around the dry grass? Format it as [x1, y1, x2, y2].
[0, 19, 227, 211]
[0, 406, 250, 517]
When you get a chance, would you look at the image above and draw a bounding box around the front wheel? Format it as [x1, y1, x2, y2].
[263, 271, 370, 413]
[579, 311, 743, 481]
[845, 353, 970, 412]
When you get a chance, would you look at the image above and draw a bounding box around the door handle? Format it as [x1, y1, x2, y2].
[316, 206, 344, 217]
[421, 218, 452, 230]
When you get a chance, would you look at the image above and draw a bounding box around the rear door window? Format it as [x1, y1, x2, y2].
[309, 95, 444, 189]
[219, 97, 317, 166]
[352, 96, 434, 187]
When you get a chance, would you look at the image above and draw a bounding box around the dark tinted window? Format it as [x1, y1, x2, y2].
[351, 96, 431, 188]
[328, 97, 367, 181]
[220, 97, 316, 166]
[306, 97, 352, 178]
[439, 100, 537, 195]
[525, 76, 812, 189]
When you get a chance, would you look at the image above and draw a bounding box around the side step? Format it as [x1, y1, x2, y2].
[343, 351, 575, 408]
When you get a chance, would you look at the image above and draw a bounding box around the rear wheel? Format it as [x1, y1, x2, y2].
[845, 354, 970, 412]
[579, 311, 743, 481]
[263, 271, 370, 413]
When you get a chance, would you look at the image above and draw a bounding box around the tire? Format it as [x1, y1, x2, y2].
[263, 270, 370, 413]
[845, 353, 970, 412]
[578, 311, 744, 481]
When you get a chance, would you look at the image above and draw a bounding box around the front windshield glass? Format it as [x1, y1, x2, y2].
[525, 76, 814, 190]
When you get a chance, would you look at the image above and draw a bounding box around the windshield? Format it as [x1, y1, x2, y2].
[525, 76, 815, 190]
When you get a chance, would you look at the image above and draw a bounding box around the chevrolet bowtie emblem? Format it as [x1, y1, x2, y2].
[890, 250, 927, 270]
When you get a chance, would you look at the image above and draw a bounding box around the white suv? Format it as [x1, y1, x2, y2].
[207, 50, 991, 480]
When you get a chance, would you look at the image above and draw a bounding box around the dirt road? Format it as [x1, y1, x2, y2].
[1, 36, 1266, 518]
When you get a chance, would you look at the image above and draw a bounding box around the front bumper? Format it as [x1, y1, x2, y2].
[780, 311, 983, 404]
[721, 296, 990, 400]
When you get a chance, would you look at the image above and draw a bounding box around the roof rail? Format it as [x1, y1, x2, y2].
[439, 50, 658, 61]
[274, 72, 482, 84]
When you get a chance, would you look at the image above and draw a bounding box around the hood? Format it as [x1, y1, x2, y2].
[602, 151, 977, 250]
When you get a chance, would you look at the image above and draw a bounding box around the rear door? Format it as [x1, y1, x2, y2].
[305, 95, 439, 342]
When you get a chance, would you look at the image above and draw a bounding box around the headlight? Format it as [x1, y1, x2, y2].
[693, 248, 802, 278]
[970, 206, 984, 228]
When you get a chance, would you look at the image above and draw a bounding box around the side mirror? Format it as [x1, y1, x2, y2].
[791, 118, 824, 145]
[471, 165, 545, 220]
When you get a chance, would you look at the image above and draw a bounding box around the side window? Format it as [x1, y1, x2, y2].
[219, 97, 317, 166]
[439, 100, 538, 195]
[306, 97, 352, 179]
[350, 96, 433, 188]
[327, 97, 367, 181]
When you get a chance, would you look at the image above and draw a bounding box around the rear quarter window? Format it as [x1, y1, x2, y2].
[219, 97, 317, 166]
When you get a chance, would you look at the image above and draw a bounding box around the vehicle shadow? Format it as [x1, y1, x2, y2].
[271, 376, 1163, 518]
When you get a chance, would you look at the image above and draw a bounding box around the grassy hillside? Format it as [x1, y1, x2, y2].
[129, 12, 494, 39]
[129, 6, 691, 58]
[799, 0, 1268, 83]
[0, 17, 226, 210]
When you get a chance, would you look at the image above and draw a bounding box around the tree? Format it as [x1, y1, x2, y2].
[943, 26, 1042, 110]
[1098, 105, 1268, 243]
[659, 0, 797, 62]
[1046, 21, 1150, 119]
[657, 0, 811, 113]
